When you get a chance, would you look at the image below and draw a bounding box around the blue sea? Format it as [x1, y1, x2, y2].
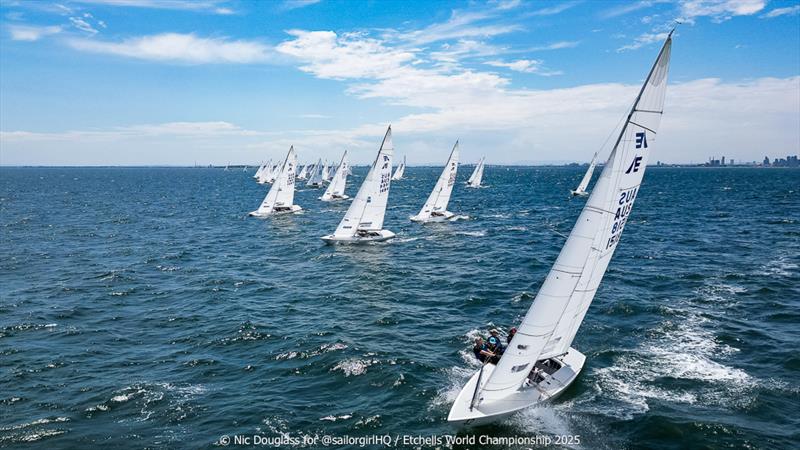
[1, 166, 798, 449]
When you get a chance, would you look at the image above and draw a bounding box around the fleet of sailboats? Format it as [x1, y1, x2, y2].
[320, 151, 350, 201]
[447, 30, 673, 426]
[410, 141, 459, 222]
[248, 146, 302, 217]
[321, 126, 395, 244]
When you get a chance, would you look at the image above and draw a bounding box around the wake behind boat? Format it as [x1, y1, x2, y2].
[249, 146, 302, 217]
[321, 126, 395, 244]
[410, 140, 459, 223]
[449, 31, 674, 426]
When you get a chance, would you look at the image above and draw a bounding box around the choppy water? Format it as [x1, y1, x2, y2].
[1, 166, 798, 449]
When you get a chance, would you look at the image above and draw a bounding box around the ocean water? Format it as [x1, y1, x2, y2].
[1, 166, 798, 449]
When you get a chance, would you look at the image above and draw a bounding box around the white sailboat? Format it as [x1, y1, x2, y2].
[465, 156, 485, 188]
[248, 146, 302, 217]
[321, 162, 330, 182]
[257, 159, 273, 184]
[253, 162, 264, 179]
[410, 141, 459, 222]
[391, 155, 406, 180]
[306, 159, 325, 188]
[571, 152, 598, 197]
[320, 151, 350, 201]
[321, 126, 395, 244]
[296, 164, 307, 180]
[448, 31, 673, 426]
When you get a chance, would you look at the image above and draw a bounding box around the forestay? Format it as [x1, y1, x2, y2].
[253, 146, 298, 214]
[477, 32, 672, 403]
[322, 151, 349, 200]
[414, 141, 459, 220]
[332, 127, 394, 237]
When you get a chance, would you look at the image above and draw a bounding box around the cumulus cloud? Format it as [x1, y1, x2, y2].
[66, 33, 272, 64]
[679, 0, 765, 23]
[7, 24, 62, 41]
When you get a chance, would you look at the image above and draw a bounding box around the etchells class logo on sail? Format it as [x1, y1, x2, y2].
[625, 132, 648, 174]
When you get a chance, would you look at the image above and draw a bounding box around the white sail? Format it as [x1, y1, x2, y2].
[253, 162, 264, 179]
[391, 155, 406, 180]
[321, 151, 349, 201]
[321, 162, 330, 181]
[251, 146, 299, 216]
[412, 141, 459, 221]
[573, 152, 598, 195]
[306, 159, 324, 187]
[466, 157, 485, 187]
[476, 32, 672, 405]
[257, 159, 273, 184]
[331, 127, 394, 237]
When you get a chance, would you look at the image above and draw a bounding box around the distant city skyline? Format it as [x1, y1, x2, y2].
[1, 0, 799, 166]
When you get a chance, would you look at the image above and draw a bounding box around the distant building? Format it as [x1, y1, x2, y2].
[763, 156, 771, 166]
[721, 156, 726, 166]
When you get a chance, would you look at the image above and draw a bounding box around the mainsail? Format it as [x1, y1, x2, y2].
[466, 157, 485, 187]
[573, 152, 599, 195]
[392, 155, 406, 180]
[477, 32, 672, 404]
[414, 141, 459, 220]
[307, 158, 324, 186]
[321, 151, 349, 200]
[331, 127, 394, 237]
[252, 146, 298, 215]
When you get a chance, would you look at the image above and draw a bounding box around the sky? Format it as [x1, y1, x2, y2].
[0, 0, 798, 166]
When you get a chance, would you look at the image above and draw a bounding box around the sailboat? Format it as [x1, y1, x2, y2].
[410, 141, 459, 222]
[253, 162, 265, 179]
[392, 155, 406, 180]
[248, 146, 302, 217]
[448, 31, 673, 426]
[321, 162, 330, 182]
[320, 151, 350, 201]
[306, 159, 325, 188]
[257, 159, 273, 184]
[321, 126, 395, 244]
[571, 152, 598, 197]
[465, 156, 485, 188]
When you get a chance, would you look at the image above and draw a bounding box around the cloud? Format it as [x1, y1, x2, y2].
[281, 0, 322, 10]
[679, 0, 765, 23]
[530, 1, 581, 16]
[617, 31, 670, 51]
[529, 40, 580, 51]
[485, 59, 562, 75]
[70, 16, 99, 35]
[67, 33, 272, 64]
[397, 8, 521, 46]
[277, 30, 415, 79]
[7, 24, 62, 41]
[761, 5, 800, 18]
[68, 0, 235, 14]
[600, 1, 664, 19]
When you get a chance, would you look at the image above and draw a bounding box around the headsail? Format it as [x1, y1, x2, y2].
[477, 32, 673, 404]
[467, 156, 485, 187]
[573, 152, 599, 195]
[252, 146, 298, 215]
[392, 155, 406, 180]
[332, 127, 394, 237]
[413, 141, 459, 220]
[321, 151, 349, 200]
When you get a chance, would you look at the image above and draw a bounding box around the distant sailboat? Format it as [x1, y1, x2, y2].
[321, 126, 395, 244]
[321, 151, 350, 201]
[253, 162, 265, 179]
[249, 146, 302, 217]
[321, 162, 330, 182]
[466, 156, 485, 188]
[410, 141, 459, 222]
[571, 152, 598, 197]
[448, 30, 674, 426]
[307, 159, 325, 188]
[392, 155, 406, 180]
[257, 159, 273, 184]
[243, 165, 248, 172]
[296, 164, 307, 180]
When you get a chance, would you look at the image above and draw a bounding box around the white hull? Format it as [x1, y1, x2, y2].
[320, 194, 350, 202]
[447, 347, 585, 427]
[410, 211, 455, 223]
[321, 229, 395, 244]
[307, 182, 324, 188]
[248, 205, 302, 218]
[570, 190, 589, 197]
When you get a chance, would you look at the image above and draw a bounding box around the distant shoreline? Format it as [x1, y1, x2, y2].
[1, 165, 798, 169]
